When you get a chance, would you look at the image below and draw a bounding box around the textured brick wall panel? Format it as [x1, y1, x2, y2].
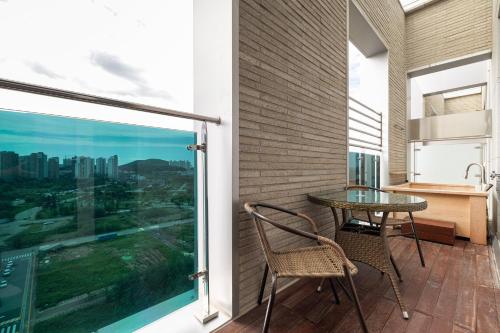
[238, 0, 406, 314]
[406, 0, 492, 70]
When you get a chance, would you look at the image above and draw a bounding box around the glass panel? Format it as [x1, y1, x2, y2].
[348, 151, 380, 188]
[0, 109, 198, 333]
[349, 152, 360, 185]
[413, 142, 483, 185]
[364, 154, 380, 188]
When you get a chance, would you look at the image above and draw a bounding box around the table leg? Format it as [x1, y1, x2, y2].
[331, 207, 340, 233]
[379, 212, 409, 319]
[337, 210, 409, 319]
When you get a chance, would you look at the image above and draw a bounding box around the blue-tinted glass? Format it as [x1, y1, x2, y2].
[349, 152, 360, 185]
[0, 109, 198, 333]
[349, 151, 380, 188]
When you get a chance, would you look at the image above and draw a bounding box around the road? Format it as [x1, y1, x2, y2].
[0, 250, 35, 333]
[38, 217, 193, 251]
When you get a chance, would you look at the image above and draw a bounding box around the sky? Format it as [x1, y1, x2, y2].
[0, 0, 196, 163]
[0, 110, 196, 165]
[0, 0, 193, 114]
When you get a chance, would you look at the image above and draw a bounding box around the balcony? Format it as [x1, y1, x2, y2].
[1, 0, 500, 332]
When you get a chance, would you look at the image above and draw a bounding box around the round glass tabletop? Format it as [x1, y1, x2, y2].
[307, 189, 427, 212]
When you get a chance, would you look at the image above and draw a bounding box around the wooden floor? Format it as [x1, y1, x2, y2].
[217, 237, 500, 333]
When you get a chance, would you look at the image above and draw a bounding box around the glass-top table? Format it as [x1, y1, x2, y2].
[307, 189, 427, 213]
[307, 188, 428, 320]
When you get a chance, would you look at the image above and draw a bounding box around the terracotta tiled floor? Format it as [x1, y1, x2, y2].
[217, 237, 500, 332]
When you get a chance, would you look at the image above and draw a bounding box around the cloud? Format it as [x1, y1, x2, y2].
[26, 62, 64, 79]
[90, 51, 171, 100]
[91, 51, 145, 84]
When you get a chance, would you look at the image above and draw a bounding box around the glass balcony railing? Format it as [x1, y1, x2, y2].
[349, 152, 381, 188]
[0, 108, 199, 333]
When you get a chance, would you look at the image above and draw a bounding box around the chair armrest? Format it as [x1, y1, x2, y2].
[264, 218, 320, 242]
[297, 212, 319, 234]
[250, 202, 319, 234]
[317, 235, 350, 265]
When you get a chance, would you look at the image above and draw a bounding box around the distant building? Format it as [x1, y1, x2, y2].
[95, 157, 106, 177]
[106, 155, 119, 179]
[75, 156, 95, 179]
[33, 152, 48, 179]
[62, 156, 77, 177]
[170, 160, 192, 169]
[19, 156, 29, 178]
[0, 151, 19, 180]
[19, 152, 48, 179]
[48, 157, 60, 179]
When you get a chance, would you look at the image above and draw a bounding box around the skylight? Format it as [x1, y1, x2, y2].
[399, 0, 436, 12]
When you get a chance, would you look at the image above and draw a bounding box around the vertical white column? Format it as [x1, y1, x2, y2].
[194, 0, 239, 319]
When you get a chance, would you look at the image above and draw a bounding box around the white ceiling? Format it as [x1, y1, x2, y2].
[349, 2, 386, 57]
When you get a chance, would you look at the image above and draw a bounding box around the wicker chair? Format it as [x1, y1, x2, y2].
[345, 185, 425, 280]
[244, 202, 368, 333]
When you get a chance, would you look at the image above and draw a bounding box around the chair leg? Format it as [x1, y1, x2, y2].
[328, 278, 340, 304]
[409, 212, 425, 267]
[390, 254, 403, 282]
[258, 264, 269, 305]
[343, 265, 369, 333]
[336, 278, 353, 302]
[387, 268, 409, 319]
[262, 273, 277, 333]
[317, 278, 325, 292]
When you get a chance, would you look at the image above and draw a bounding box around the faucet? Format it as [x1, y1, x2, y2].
[465, 162, 486, 184]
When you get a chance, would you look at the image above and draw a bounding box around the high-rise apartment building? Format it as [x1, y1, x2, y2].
[48, 157, 60, 179]
[20, 152, 48, 179]
[0, 151, 19, 180]
[95, 157, 107, 177]
[106, 155, 119, 179]
[75, 156, 95, 179]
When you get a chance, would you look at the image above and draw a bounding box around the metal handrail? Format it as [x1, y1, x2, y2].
[349, 126, 381, 139]
[348, 97, 382, 153]
[349, 106, 382, 123]
[349, 117, 382, 131]
[349, 97, 382, 116]
[0, 78, 221, 125]
[349, 136, 382, 147]
[348, 143, 382, 152]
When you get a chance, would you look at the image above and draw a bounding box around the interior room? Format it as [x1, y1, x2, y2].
[1, 0, 500, 333]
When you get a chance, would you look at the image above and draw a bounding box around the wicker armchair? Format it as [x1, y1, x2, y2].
[244, 202, 368, 333]
[345, 185, 425, 278]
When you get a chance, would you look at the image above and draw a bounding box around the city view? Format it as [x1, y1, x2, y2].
[0, 110, 198, 333]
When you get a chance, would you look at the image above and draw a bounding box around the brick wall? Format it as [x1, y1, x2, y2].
[355, 0, 408, 183]
[238, 0, 406, 314]
[444, 93, 483, 114]
[406, 0, 492, 71]
[238, 0, 348, 314]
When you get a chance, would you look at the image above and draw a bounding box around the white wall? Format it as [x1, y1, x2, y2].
[410, 80, 424, 119]
[359, 51, 389, 186]
[492, 1, 500, 237]
[193, 0, 238, 318]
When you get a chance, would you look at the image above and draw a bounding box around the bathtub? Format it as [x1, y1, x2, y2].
[383, 182, 489, 245]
